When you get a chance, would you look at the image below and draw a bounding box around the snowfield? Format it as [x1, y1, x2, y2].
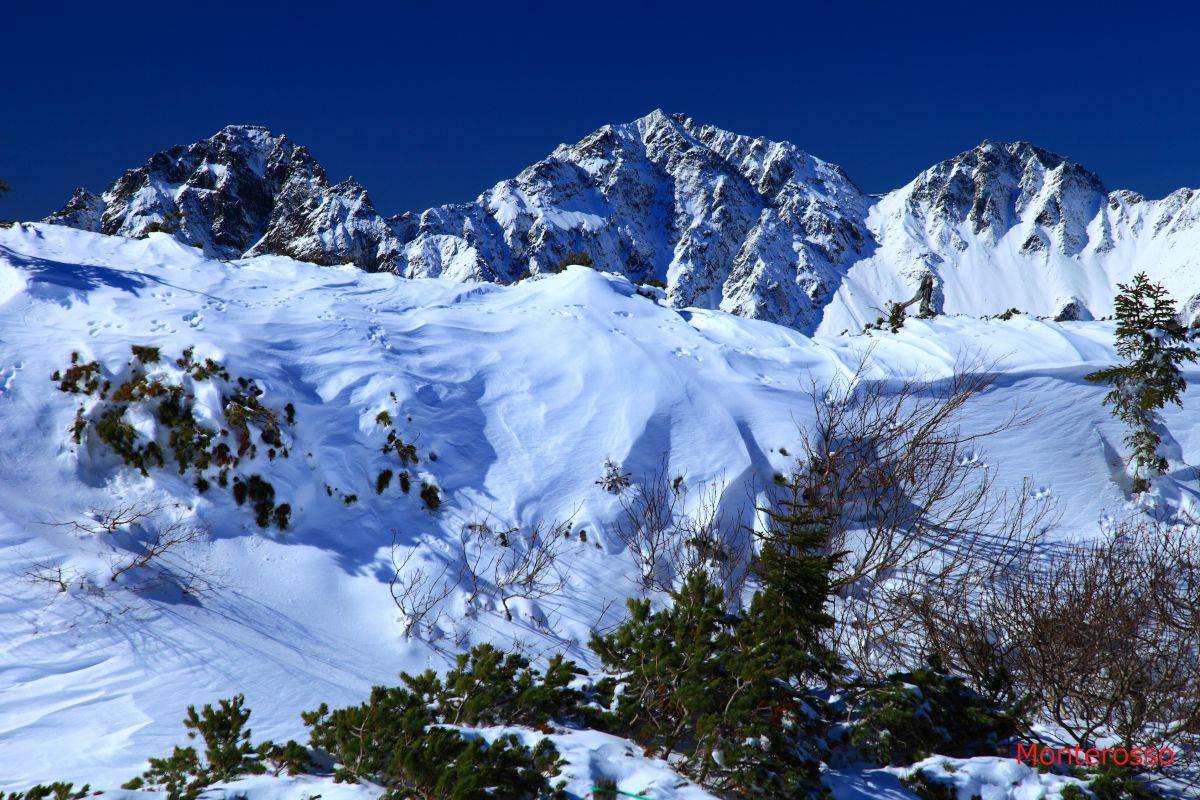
[0, 223, 1194, 797]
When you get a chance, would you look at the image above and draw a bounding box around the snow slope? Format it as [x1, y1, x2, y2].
[1, 223, 1196, 794]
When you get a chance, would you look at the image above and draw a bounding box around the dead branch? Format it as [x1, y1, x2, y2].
[767, 353, 1054, 677]
[612, 465, 752, 605]
[389, 530, 459, 638]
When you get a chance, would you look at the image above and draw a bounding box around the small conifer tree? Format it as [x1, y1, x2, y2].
[591, 572, 827, 796]
[1086, 273, 1197, 492]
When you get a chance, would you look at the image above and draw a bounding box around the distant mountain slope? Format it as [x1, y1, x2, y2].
[44, 114, 1200, 332]
[817, 140, 1200, 334]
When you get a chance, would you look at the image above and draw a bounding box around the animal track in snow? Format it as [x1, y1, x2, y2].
[367, 324, 391, 350]
[0, 362, 22, 396]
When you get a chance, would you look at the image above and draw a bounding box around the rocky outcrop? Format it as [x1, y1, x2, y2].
[45, 126, 405, 271]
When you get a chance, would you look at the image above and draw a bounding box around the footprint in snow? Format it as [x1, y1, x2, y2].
[183, 311, 204, 329]
[367, 324, 391, 350]
[611, 311, 633, 318]
[0, 362, 22, 396]
[671, 347, 700, 361]
[86, 320, 122, 336]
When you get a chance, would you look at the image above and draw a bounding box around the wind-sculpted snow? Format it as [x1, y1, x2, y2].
[2, 224, 1198, 791]
[44, 115, 1200, 334]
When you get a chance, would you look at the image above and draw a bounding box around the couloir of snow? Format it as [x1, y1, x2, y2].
[0, 223, 1193, 798]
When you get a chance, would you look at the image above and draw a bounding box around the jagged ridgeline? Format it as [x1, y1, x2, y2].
[46, 112, 1200, 332]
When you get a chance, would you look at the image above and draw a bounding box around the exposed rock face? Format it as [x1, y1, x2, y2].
[45, 126, 404, 271]
[821, 140, 1200, 334]
[904, 140, 1109, 256]
[44, 187, 105, 231]
[44, 115, 1200, 333]
[399, 111, 870, 329]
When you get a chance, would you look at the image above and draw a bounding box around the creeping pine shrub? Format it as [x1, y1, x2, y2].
[384, 429, 419, 465]
[130, 344, 162, 364]
[125, 694, 310, 800]
[55, 346, 296, 528]
[1060, 785, 1089, 800]
[420, 482, 441, 511]
[591, 573, 828, 797]
[847, 659, 1019, 765]
[303, 644, 573, 798]
[246, 475, 276, 528]
[899, 771, 958, 800]
[1085, 767, 1166, 800]
[3, 785, 90, 800]
[595, 459, 631, 494]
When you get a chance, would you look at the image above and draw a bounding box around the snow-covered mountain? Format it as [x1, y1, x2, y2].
[2, 222, 1196, 797]
[396, 111, 870, 331]
[44, 114, 1200, 333]
[818, 140, 1200, 334]
[43, 125, 403, 271]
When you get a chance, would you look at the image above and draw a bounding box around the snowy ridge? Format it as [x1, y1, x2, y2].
[44, 116, 1200, 334]
[2, 223, 1198, 795]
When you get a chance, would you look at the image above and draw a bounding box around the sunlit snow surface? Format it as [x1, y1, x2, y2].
[1, 224, 1195, 796]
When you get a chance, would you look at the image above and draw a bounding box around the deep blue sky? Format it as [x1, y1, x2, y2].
[3, 1, 1198, 221]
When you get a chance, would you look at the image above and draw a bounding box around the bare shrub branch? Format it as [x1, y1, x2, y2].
[108, 517, 204, 579]
[389, 530, 459, 638]
[612, 465, 752, 605]
[455, 517, 568, 622]
[24, 561, 88, 594]
[924, 521, 1200, 769]
[47, 499, 213, 597]
[776, 354, 1054, 677]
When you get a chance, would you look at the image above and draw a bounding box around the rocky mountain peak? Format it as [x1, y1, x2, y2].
[41, 125, 403, 270]
[396, 110, 870, 329]
[42, 116, 1200, 334]
[904, 139, 1108, 255]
